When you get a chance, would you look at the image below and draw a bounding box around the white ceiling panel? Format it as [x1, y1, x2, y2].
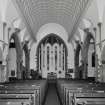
[14, 0, 90, 42]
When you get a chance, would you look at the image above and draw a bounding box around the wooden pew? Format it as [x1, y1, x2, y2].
[0, 87, 40, 105]
[57, 79, 89, 105]
[64, 83, 104, 105]
[0, 92, 36, 105]
[0, 80, 47, 105]
[3, 80, 47, 104]
[57, 79, 105, 105]
[73, 92, 105, 105]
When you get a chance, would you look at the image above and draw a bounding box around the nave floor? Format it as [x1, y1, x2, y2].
[44, 83, 60, 105]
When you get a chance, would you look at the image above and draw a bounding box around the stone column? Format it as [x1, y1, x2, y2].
[15, 28, 22, 80]
[27, 49, 30, 79]
[74, 49, 76, 78]
[82, 28, 89, 79]
[6, 27, 11, 82]
[0, 61, 2, 82]
[93, 27, 98, 81]
[97, 22, 102, 51]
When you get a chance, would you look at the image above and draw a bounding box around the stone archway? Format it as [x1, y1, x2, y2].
[8, 30, 23, 80]
[36, 33, 68, 78]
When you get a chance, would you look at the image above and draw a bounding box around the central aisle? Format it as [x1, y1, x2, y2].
[44, 83, 60, 105]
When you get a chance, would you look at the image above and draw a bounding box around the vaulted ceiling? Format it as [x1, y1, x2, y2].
[14, 0, 90, 42]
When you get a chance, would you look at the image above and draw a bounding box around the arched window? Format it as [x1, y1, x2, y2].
[92, 52, 95, 67]
[63, 48, 65, 70]
[47, 46, 49, 71]
[55, 46, 57, 71]
[43, 50, 45, 67]
[39, 48, 41, 70]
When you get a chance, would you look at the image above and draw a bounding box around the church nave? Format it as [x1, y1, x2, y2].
[0, 0, 105, 105]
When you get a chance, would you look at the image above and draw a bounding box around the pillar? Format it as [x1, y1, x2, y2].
[93, 27, 98, 81]
[15, 28, 22, 80]
[97, 22, 102, 51]
[82, 28, 89, 79]
[6, 27, 11, 81]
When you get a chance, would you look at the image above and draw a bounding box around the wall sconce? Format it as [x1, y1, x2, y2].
[97, 22, 102, 50]
[93, 27, 98, 81]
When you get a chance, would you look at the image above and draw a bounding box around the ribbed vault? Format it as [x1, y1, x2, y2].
[13, 0, 90, 41]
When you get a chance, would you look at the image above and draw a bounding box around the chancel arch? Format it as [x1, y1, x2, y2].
[36, 33, 68, 78]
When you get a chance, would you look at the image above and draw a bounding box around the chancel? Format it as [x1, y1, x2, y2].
[0, 0, 105, 105]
